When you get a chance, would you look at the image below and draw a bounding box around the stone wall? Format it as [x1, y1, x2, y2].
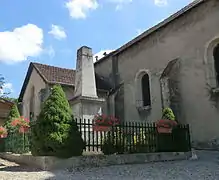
[22, 68, 47, 121]
[93, 0, 219, 147]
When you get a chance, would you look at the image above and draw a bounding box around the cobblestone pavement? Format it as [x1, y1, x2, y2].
[0, 151, 219, 180]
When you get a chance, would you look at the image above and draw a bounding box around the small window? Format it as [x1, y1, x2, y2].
[30, 86, 35, 121]
[213, 44, 219, 85]
[141, 73, 151, 107]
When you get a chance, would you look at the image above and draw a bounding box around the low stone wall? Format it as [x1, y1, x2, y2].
[0, 151, 192, 171]
[192, 140, 219, 150]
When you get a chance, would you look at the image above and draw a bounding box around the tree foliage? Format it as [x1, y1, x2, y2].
[0, 74, 10, 98]
[31, 84, 85, 158]
[4, 104, 20, 132]
[4, 97, 18, 104]
[3, 104, 27, 153]
[162, 107, 175, 121]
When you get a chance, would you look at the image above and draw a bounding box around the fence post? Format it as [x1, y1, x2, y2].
[95, 120, 99, 152]
[124, 122, 128, 153]
[187, 124, 192, 151]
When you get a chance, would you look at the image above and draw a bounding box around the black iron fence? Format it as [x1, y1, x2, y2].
[76, 119, 191, 154]
[0, 119, 191, 155]
[0, 131, 30, 154]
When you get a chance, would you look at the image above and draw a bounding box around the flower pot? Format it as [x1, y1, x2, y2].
[156, 119, 177, 134]
[157, 127, 172, 133]
[93, 125, 111, 132]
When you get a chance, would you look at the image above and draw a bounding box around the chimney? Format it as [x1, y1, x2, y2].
[74, 46, 97, 98]
[95, 56, 98, 61]
[103, 52, 107, 56]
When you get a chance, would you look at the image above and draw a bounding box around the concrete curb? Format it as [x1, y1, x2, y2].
[0, 151, 192, 171]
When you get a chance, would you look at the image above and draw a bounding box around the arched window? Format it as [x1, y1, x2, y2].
[205, 38, 219, 88]
[135, 70, 152, 110]
[29, 86, 35, 120]
[141, 74, 151, 107]
[213, 44, 219, 85]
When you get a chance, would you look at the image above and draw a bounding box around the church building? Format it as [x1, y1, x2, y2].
[18, 0, 219, 149]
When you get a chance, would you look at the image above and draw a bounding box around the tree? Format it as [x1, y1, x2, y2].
[0, 74, 10, 98]
[4, 97, 18, 104]
[0, 74, 4, 89]
[0, 74, 5, 98]
[4, 104, 20, 132]
[31, 84, 85, 158]
[3, 104, 25, 153]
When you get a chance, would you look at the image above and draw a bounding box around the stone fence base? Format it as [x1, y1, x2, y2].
[0, 151, 192, 171]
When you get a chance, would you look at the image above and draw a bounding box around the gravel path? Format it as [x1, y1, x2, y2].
[0, 151, 219, 180]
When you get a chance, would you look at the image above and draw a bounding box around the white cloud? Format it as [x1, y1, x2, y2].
[93, 50, 114, 62]
[108, 0, 133, 10]
[0, 24, 43, 64]
[154, 0, 168, 6]
[0, 83, 13, 96]
[48, 25, 67, 40]
[44, 46, 55, 59]
[65, 0, 98, 19]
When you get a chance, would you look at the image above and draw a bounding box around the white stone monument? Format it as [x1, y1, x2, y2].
[70, 46, 105, 142]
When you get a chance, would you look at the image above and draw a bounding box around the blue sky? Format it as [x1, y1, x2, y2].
[0, 0, 192, 98]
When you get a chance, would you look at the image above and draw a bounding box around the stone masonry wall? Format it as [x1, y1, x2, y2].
[94, 0, 219, 148]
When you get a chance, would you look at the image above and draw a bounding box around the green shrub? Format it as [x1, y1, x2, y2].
[3, 104, 27, 153]
[162, 108, 175, 121]
[31, 84, 85, 158]
[101, 127, 126, 155]
[133, 128, 157, 153]
[4, 104, 20, 132]
[101, 126, 158, 154]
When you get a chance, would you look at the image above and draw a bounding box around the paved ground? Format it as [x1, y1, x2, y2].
[0, 151, 219, 180]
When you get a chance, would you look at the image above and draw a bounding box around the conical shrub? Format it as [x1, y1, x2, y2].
[31, 84, 85, 158]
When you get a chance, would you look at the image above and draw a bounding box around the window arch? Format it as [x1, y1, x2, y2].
[213, 44, 219, 85]
[29, 86, 35, 121]
[205, 37, 219, 88]
[135, 69, 151, 110]
[141, 74, 151, 107]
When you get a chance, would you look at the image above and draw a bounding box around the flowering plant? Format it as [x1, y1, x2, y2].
[11, 116, 30, 133]
[93, 114, 120, 131]
[93, 114, 119, 126]
[0, 126, 7, 138]
[156, 119, 177, 129]
[162, 108, 175, 120]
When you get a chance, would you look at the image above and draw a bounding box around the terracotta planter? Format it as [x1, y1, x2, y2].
[157, 127, 172, 133]
[156, 119, 177, 134]
[93, 125, 111, 132]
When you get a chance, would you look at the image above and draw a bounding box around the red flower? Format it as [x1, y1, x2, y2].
[10, 116, 30, 134]
[0, 126, 7, 138]
[11, 119, 21, 126]
[93, 114, 120, 127]
[19, 126, 29, 133]
[156, 119, 177, 128]
[23, 117, 30, 123]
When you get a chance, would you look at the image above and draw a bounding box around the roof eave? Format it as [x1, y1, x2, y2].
[18, 63, 34, 102]
[114, 0, 206, 56]
[0, 98, 14, 106]
[94, 50, 117, 65]
[47, 82, 74, 87]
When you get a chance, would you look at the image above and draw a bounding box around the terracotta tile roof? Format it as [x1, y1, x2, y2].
[33, 62, 75, 86]
[0, 98, 14, 106]
[18, 62, 112, 101]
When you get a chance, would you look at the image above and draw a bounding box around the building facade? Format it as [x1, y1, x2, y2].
[19, 0, 219, 148]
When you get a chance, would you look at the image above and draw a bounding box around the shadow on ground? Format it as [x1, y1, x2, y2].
[1, 151, 219, 180]
[0, 163, 42, 172]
